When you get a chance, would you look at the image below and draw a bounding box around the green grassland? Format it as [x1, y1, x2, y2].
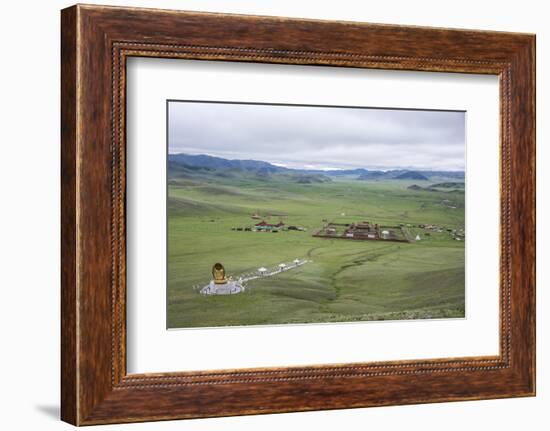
[167, 169, 465, 328]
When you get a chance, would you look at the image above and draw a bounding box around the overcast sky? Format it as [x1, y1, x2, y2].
[168, 101, 465, 171]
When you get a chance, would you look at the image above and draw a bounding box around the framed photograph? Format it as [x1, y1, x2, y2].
[61, 4, 535, 425]
[164, 101, 467, 329]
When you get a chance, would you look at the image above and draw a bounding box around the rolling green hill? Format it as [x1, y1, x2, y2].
[167, 157, 465, 328]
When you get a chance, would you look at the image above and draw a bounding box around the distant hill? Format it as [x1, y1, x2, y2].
[420, 171, 465, 180]
[394, 171, 429, 180]
[408, 182, 465, 192]
[294, 174, 332, 184]
[169, 153, 282, 173]
[168, 153, 464, 183]
[429, 182, 465, 188]
[323, 168, 369, 177]
[357, 169, 461, 181]
[168, 153, 332, 184]
[357, 171, 386, 180]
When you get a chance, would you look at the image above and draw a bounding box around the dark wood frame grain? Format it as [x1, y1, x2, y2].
[61, 4, 536, 426]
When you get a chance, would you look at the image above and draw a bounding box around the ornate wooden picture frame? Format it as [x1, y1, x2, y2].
[61, 4, 535, 425]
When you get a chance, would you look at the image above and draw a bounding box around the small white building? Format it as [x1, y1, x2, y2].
[258, 267, 267, 275]
[278, 263, 287, 271]
[293, 259, 300, 264]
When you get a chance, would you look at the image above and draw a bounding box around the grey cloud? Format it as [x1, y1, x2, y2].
[168, 101, 465, 171]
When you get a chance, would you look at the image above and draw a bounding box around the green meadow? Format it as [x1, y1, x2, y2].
[167, 170, 465, 328]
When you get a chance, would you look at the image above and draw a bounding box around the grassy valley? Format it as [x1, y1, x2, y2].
[167, 155, 465, 328]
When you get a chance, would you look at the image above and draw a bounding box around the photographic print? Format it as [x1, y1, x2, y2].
[167, 101, 466, 329]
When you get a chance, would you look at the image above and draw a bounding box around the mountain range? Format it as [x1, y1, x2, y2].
[168, 153, 464, 182]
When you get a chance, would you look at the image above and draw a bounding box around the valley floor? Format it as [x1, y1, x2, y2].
[167, 177, 465, 328]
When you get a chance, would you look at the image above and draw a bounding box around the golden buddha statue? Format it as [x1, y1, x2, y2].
[212, 263, 228, 285]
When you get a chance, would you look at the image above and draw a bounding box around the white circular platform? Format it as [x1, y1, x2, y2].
[200, 280, 244, 295]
